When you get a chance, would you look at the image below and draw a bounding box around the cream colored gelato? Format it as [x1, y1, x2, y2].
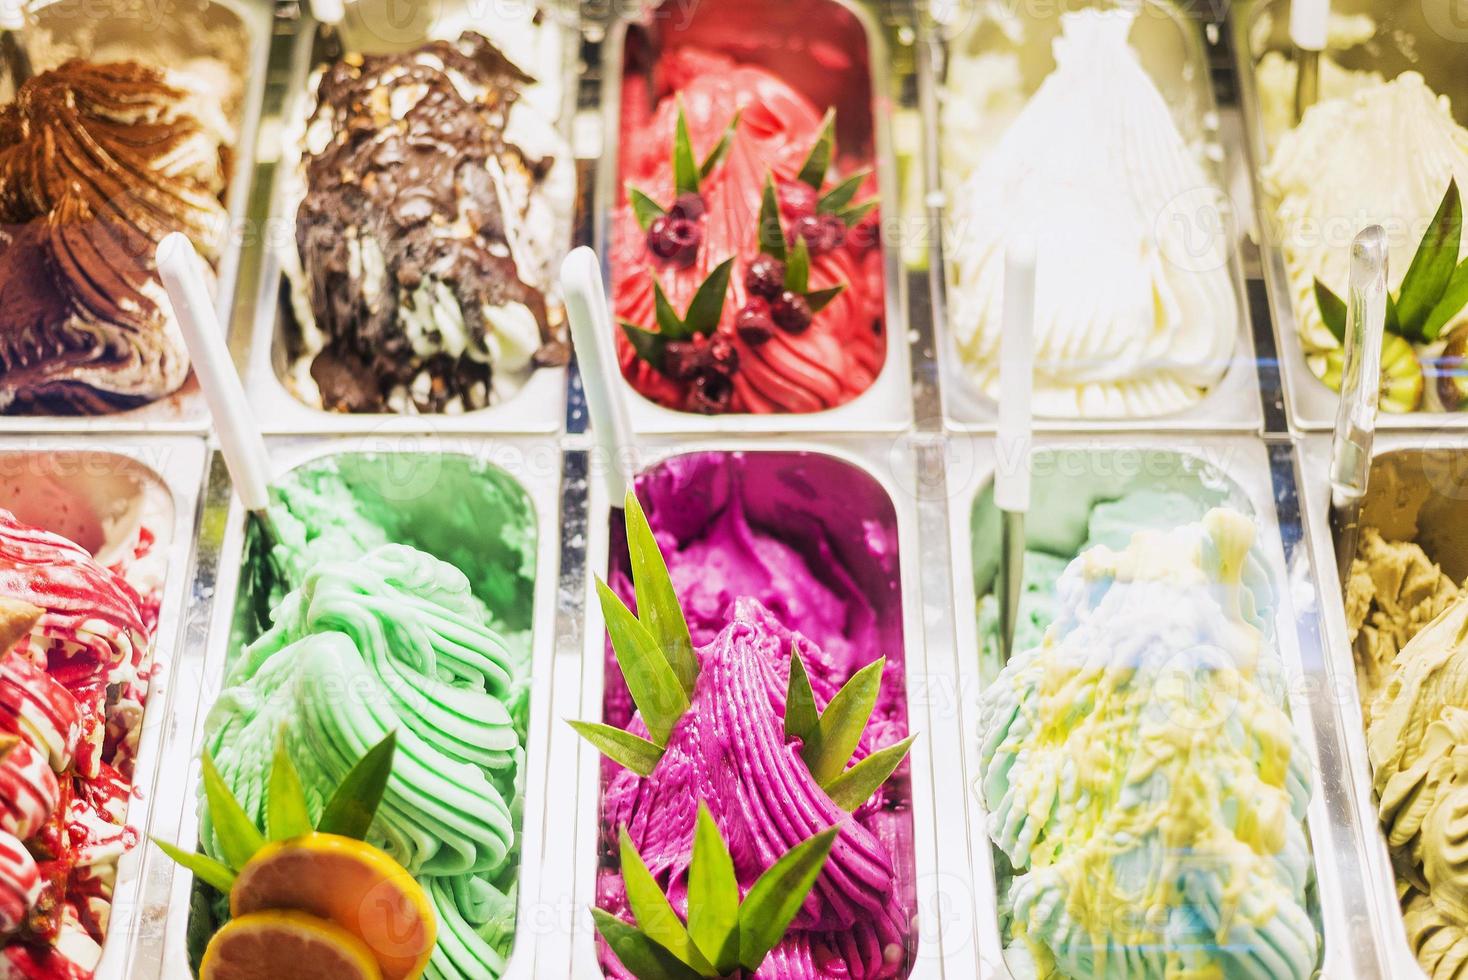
[944, 8, 1237, 419]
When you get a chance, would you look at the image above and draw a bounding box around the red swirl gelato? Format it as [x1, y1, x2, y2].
[613, 48, 887, 415]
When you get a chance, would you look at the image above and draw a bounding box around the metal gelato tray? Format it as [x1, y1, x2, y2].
[1297, 433, 1468, 978]
[0, 436, 208, 975]
[917, 0, 1263, 434]
[131, 434, 565, 979]
[593, 0, 916, 435]
[243, 2, 583, 434]
[548, 438, 968, 978]
[1233, 0, 1468, 431]
[0, 0, 271, 434]
[941, 434, 1371, 978]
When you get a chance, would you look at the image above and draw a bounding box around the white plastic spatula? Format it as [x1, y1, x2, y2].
[1328, 225, 1388, 587]
[996, 238, 1037, 661]
[562, 246, 637, 503]
[1291, 0, 1329, 121]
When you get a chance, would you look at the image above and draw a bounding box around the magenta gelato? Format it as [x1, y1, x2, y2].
[596, 452, 915, 979]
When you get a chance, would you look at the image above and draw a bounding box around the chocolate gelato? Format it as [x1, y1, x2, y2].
[0, 60, 232, 414]
[284, 31, 573, 415]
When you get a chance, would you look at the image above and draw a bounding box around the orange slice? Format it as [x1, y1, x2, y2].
[200, 909, 382, 980]
[231, 832, 435, 980]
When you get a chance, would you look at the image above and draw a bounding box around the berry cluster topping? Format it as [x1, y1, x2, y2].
[628, 106, 740, 269]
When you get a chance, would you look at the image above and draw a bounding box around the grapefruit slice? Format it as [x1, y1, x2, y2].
[231, 833, 435, 980]
[200, 910, 382, 980]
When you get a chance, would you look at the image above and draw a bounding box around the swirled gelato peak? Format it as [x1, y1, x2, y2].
[0, 59, 233, 414]
[978, 508, 1320, 978]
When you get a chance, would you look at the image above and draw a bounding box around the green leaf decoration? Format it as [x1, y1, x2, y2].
[621, 322, 667, 368]
[152, 838, 238, 893]
[801, 658, 885, 786]
[1388, 290, 1403, 337]
[818, 170, 870, 215]
[317, 731, 397, 840]
[619, 827, 715, 974]
[1315, 278, 1348, 345]
[838, 199, 879, 230]
[805, 284, 847, 314]
[593, 908, 706, 980]
[674, 104, 701, 198]
[654, 278, 689, 340]
[824, 734, 917, 812]
[737, 825, 839, 972]
[784, 647, 819, 742]
[625, 493, 697, 699]
[682, 256, 735, 337]
[688, 804, 741, 974]
[266, 735, 313, 842]
[568, 720, 665, 777]
[759, 175, 787, 263]
[597, 577, 692, 746]
[1397, 180, 1463, 340]
[699, 109, 742, 181]
[1424, 258, 1468, 342]
[786, 237, 811, 295]
[201, 752, 264, 870]
[796, 109, 836, 190]
[629, 187, 666, 232]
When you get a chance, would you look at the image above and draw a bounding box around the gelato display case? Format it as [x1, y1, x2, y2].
[1234, 0, 1468, 430]
[244, 1, 582, 433]
[134, 436, 563, 978]
[0, 0, 271, 430]
[0, 437, 207, 976]
[1299, 434, 1468, 978]
[919, 0, 1263, 432]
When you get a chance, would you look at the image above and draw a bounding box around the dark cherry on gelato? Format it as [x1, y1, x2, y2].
[0, 60, 231, 415]
[289, 32, 572, 415]
[614, 48, 887, 415]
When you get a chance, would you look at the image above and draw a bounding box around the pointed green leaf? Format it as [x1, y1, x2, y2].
[653, 278, 689, 340]
[1314, 278, 1348, 345]
[1397, 180, 1462, 339]
[201, 752, 264, 870]
[699, 109, 742, 180]
[737, 826, 839, 972]
[759, 175, 787, 263]
[619, 827, 714, 974]
[621, 322, 667, 368]
[1388, 290, 1403, 337]
[625, 493, 696, 698]
[629, 186, 666, 232]
[674, 104, 701, 198]
[786, 237, 811, 295]
[818, 170, 870, 215]
[1424, 258, 1468, 342]
[568, 721, 665, 776]
[682, 257, 735, 337]
[805, 284, 847, 314]
[824, 734, 917, 812]
[688, 804, 741, 973]
[802, 658, 885, 786]
[597, 577, 691, 746]
[838, 199, 879, 229]
[266, 735, 313, 842]
[593, 908, 708, 980]
[784, 648, 819, 742]
[153, 838, 238, 893]
[796, 108, 836, 189]
[317, 731, 397, 840]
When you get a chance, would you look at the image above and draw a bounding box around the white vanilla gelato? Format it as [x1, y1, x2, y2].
[945, 9, 1238, 419]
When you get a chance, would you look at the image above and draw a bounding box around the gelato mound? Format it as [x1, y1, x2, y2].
[284, 31, 574, 416]
[0, 59, 233, 414]
[979, 508, 1319, 979]
[944, 9, 1237, 418]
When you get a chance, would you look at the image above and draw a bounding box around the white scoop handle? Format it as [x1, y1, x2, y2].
[1290, 0, 1329, 52]
[562, 247, 636, 503]
[996, 239, 1037, 514]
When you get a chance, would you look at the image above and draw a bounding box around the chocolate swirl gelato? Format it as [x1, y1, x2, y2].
[0, 60, 232, 414]
[285, 31, 573, 415]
